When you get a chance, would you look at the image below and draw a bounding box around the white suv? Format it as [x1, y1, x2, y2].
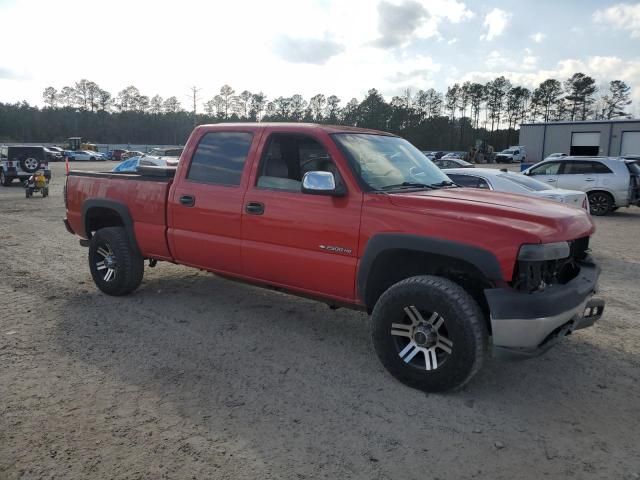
[1, 145, 52, 186]
[523, 156, 640, 216]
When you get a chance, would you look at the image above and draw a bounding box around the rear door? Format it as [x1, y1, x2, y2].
[557, 160, 615, 191]
[526, 161, 562, 186]
[167, 128, 260, 274]
[241, 128, 363, 302]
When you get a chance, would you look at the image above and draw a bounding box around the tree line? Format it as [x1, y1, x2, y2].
[0, 73, 633, 151]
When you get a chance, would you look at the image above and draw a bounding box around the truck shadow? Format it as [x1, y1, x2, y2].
[54, 270, 639, 477]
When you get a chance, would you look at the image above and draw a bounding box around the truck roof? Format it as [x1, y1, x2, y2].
[196, 123, 396, 136]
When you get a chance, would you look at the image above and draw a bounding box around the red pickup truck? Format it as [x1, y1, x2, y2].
[64, 123, 604, 392]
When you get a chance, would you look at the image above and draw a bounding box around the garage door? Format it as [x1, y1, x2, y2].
[570, 132, 600, 156]
[621, 131, 640, 155]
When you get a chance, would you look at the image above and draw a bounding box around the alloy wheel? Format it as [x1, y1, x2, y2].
[390, 306, 454, 371]
[94, 244, 118, 282]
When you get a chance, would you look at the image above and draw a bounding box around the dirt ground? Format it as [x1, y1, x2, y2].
[1, 161, 639, 479]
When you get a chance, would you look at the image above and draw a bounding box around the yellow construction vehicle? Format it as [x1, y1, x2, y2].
[63, 137, 98, 152]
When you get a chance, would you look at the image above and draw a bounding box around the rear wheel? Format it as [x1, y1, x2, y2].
[587, 191, 614, 216]
[89, 227, 144, 296]
[371, 275, 487, 392]
[25, 187, 33, 198]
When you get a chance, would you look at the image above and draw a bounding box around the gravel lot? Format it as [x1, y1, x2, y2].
[1, 161, 639, 479]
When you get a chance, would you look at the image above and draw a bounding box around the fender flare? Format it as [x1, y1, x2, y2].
[357, 233, 504, 305]
[82, 198, 141, 253]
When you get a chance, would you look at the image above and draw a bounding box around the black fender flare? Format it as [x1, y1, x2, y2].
[82, 198, 141, 254]
[357, 233, 505, 305]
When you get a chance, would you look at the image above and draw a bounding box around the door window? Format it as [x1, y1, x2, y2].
[256, 134, 340, 192]
[562, 161, 612, 175]
[529, 162, 561, 175]
[187, 132, 253, 185]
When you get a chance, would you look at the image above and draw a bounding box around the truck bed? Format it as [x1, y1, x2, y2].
[65, 168, 174, 260]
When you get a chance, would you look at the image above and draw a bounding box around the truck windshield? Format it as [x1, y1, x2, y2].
[332, 133, 451, 191]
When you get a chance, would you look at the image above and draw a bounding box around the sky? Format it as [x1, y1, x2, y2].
[1, 0, 639, 115]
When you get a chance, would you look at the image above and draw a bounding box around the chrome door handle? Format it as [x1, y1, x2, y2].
[585, 178, 595, 182]
[547, 179, 556, 183]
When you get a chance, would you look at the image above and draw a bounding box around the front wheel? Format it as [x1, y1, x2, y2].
[371, 275, 487, 392]
[89, 226, 144, 296]
[0, 170, 11, 186]
[587, 191, 614, 216]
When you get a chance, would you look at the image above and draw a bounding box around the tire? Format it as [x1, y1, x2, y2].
[88, 226, 144, 296]
[26, 187, 33, 198]
[42, 187, 48, 197]
[0, 170, 11, 186]
[371, 275, 487, 392]
[587, 191, 614, 216]
[90, 157, 96, 161]
[20, 156, 39, 173]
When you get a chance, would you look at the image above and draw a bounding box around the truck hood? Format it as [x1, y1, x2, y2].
[387, 188, 595, 243]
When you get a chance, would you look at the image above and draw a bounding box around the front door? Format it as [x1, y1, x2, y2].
[168, 129, 258, 274]
[241, 131, 363, 302]
[527, 160, 562, 186]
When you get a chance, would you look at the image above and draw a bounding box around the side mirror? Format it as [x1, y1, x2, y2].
[301, 171, 345, 197]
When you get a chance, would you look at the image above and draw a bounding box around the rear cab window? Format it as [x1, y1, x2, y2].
[448, 174, 490, 189]
[186, 132, 254, 186]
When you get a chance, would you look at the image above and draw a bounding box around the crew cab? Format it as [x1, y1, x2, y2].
[64, 124, 604, 392]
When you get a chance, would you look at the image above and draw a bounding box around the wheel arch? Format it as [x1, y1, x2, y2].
[82, 199, 140, 254]
[357, 234, 504, 319]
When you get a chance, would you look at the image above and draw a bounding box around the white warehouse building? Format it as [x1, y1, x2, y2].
[518, 119, 640, 162]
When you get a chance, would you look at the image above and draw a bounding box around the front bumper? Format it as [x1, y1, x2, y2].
[485, 261, 604, 357]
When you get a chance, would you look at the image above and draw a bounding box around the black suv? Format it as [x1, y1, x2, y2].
[0, 146, 52, 186]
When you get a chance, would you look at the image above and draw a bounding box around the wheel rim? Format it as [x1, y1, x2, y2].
[390, 306, 454, 371]
[24, 157, 38, 170]
[589, 194, 609, 215]
[94, 244, 117, 282]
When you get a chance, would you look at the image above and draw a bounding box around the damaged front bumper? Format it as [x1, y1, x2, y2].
[485, 262, 604, 358]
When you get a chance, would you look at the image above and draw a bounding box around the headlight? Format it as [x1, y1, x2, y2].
[518, 242, 570, 261]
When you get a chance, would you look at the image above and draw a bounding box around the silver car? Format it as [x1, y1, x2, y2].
[444, 168, 589, 211]
[522, 156, 640, 215]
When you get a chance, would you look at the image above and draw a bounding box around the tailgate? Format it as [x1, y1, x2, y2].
[66, 171, 173, 259]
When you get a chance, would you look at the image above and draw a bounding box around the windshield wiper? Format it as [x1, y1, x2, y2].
[380, 182, 436, 191]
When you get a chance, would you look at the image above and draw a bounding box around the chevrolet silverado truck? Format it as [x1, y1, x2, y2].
[63, 123, 604, 392]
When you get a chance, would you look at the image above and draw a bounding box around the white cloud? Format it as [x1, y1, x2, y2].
[485, 50, 507, 68]
[594, 3, 640, 38]
[372, 0, 474, 47]
[530, 32, 546, 43]
[480, 8, 512, 41]
[448, 38, 458, 45]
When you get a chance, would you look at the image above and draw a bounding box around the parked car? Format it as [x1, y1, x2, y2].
[544, 152, 568, 161]
[121, 151, 144, 160]
[0, 145, 51, 186]
[496, 146, 527, 163]
[64, 123, 604, 393]
[141, 147, 183, 166]
[67, 150, 106, 161]
[111, 155, 169, 172]
[522, 156, 640, 215]
[441, 152, 463, 160]
[444, 168, 588, 211]
[107, 149, 128, 161]
[433, 158, 474, 169]
[421, 151, 435, 160]
[43, 147, 63, 162]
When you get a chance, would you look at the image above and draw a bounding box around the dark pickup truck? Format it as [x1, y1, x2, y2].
[64, 123, 604, 392]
